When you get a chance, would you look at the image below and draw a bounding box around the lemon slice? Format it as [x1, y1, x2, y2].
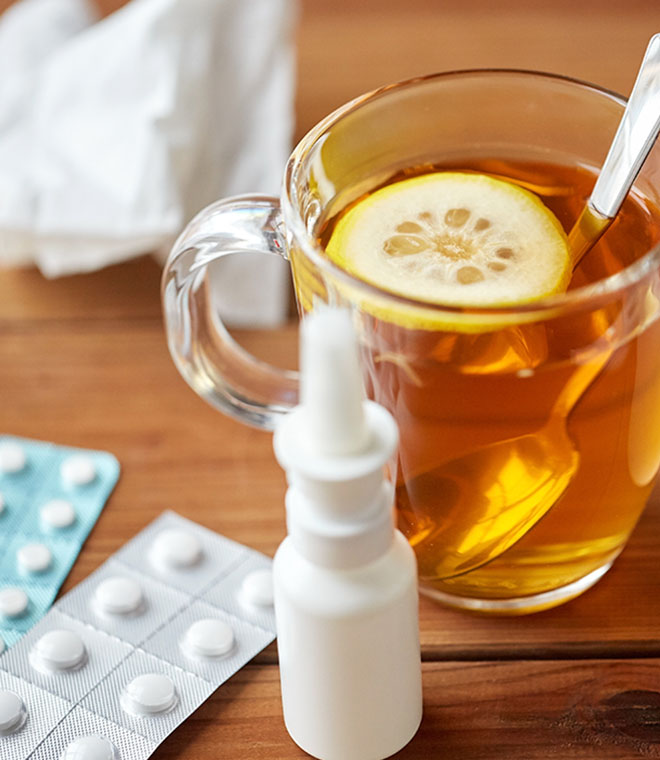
[326, 172, 571, 309]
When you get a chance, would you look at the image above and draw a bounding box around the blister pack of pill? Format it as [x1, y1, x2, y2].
[0, 511, 276, 760]
[0, 436, 120, 652]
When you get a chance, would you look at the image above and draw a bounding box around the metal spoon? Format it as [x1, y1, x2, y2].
[569, 33, 660, 265]
[406, 350, 610, 581]
[410, 38, 660, 582]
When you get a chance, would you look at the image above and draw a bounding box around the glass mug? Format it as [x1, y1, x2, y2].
[162, 70, 660, 614]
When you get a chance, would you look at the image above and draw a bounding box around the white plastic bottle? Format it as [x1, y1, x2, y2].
[273, 308, 423, 760]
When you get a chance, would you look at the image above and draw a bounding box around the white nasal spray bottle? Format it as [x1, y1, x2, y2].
[273, 308, 423, 760]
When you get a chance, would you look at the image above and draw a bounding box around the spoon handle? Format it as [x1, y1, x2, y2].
[590, 33, 660, 219]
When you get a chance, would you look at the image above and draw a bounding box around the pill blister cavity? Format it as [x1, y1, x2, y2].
[41, 499, 76, 530]
[60, 734, 118, 760]
[61, 455, 97, 487]
[0, 587, 29, 619]
[181, 618, 234, 659]
[95, 576, 143, 616]
[0, 512, 276, 758]
[120, 673, 177, 716]
[241, 569, 274, 607]
[0, 689, 27, 735]
[30, 629, 87, 673]
[0, 442, 26, 474]
[150, 529, 202, 570]
[17, 542, 53, 574]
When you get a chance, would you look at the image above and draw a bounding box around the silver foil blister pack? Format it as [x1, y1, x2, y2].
[0, 511, 276, 759]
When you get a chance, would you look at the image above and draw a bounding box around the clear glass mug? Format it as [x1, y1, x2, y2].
[162, 70, 660, 614]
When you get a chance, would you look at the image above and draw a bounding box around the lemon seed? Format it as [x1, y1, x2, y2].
[445, 208, 471, 227]
[396, 221, 424, 233]
[383, 235, 428, 256]
[457, 266, 484, 284]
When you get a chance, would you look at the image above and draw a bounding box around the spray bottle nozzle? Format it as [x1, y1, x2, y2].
[273, 306, 400, 567]
[300, 308, 370, 457]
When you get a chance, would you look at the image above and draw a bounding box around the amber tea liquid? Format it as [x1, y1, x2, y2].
[309, 157, 660, 611]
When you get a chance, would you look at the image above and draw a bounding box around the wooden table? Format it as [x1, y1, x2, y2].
[2, 1, 660, 758]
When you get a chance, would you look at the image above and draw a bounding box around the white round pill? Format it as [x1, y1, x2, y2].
[0, 689, 27, 735]
[120, 673, 177, 716]
[0, 587, 29, 618]
[61, 455, 97, 487]
[0, 442, 26, 474]
[40, 499, 76, 530]
[94, 576, 143, 616]
[181, 618, 235, 659]
[30, 629, 86, 672]
[17, 542, 52, 574]
[241, 569, 274, 607]
[60, 734, 118, 760]
[150, 529, 202, 570]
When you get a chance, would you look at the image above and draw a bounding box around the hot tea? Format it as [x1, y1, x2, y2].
[164, 70, 660, 612]
[314, 157, 660, 608]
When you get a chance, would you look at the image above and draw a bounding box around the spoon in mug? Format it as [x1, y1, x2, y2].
[405, 349, 611, 581]
[410, 37, 660, 582]
[569, 33, 660, 266]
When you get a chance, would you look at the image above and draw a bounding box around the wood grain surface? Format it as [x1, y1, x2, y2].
[2, 1, 660, 758]
[156, 660, 660, 760]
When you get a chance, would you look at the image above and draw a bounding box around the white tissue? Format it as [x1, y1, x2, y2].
[0, 0, 295, 325]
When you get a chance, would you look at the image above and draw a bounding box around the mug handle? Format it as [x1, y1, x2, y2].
[161, 195, 299, 431]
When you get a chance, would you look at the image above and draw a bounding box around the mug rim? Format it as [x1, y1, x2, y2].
[282, 68, 660, 320]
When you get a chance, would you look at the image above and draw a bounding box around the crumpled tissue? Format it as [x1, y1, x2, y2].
[0, 0, 295, 325]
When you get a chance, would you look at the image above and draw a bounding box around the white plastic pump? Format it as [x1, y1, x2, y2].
[273, 308, 423, 760]
[298, 309, 370, 457]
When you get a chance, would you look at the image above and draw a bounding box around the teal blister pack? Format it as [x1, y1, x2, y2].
[0, 436, 120, 651]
